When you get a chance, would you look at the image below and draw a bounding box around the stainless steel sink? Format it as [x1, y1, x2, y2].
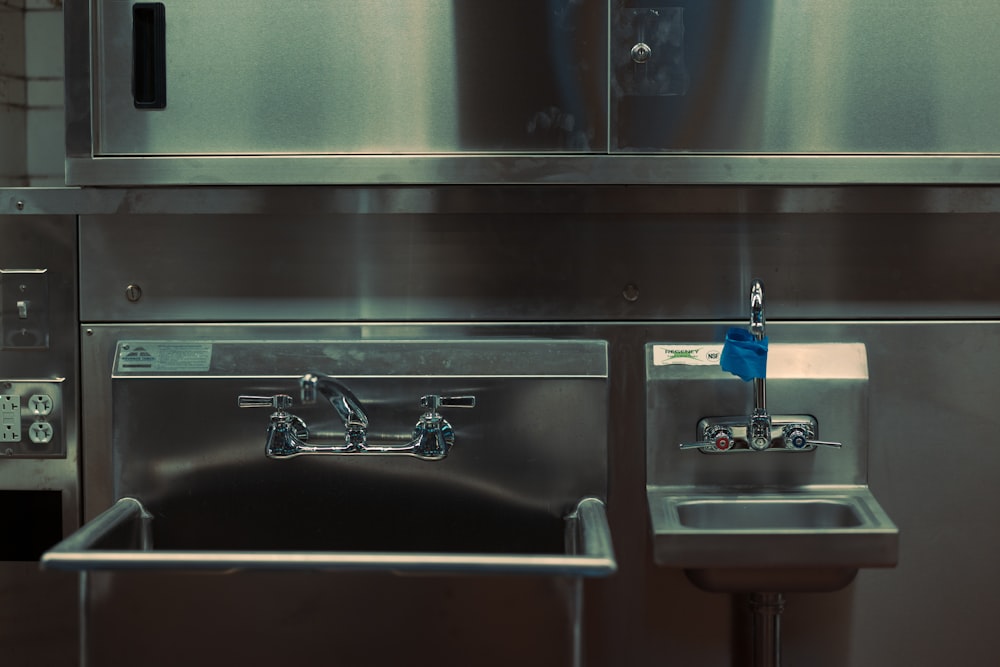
[43, 495, 615, 576]
[646, 339, 899, 592]
[648, 487, 898, 592]
[44, 335, 616, 578]
[675, 498, 863, 530]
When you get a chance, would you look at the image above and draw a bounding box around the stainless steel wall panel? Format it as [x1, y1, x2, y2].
[79, 209, 1000, 322]
[0, 214, 79, 530]
[14, 185, 1000, 216]
[0, 213, 79, 667]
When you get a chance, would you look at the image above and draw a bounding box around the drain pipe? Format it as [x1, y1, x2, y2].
[749, 593, 785, 667]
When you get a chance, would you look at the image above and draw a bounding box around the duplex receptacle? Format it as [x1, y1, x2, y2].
[0, 395, 22, 442]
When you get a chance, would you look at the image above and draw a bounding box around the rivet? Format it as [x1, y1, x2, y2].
[15, 200, 24, 211]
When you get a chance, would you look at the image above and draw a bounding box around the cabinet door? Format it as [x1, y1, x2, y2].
[95, 0, 607, 155]
[611, 0, 1000, 152]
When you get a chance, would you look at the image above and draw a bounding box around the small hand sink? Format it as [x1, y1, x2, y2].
[648, 488, 898, 592]
[676, 498, 864, 530]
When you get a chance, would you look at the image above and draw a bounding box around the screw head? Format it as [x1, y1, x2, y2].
[622, 283, 640, 302]
[126, 284, 143, 302]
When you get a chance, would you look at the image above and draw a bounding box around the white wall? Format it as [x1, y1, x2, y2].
[0, 1, 27, 185]
[0, 0, 63, 186]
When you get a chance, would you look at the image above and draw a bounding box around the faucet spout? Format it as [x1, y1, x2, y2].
[301, 373, 369, 446]
[750, 279, 765, 341]
[748, 279, 770, 450]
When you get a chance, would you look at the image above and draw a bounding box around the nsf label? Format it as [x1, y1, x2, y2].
[652, 344, 723, 366]
[116, 342, 213, 373]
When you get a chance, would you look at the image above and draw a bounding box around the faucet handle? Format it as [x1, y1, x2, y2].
[411, 395, 473, 461]
[679, 425, 734, 452]
[239, 394, 294, 410]
[421, 395, 476, 411]
[782, 424, 842, 450]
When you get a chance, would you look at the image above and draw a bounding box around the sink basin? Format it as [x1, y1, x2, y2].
[647, 488, 898, 592]
[676, 498, 864, 530]
[44, 495, 616, 576]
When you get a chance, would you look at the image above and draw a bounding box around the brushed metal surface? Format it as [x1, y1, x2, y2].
[0, 215, 79, 530]
[646, 343, 869, 488]
[93, 0, 606, 155]
[70, 317, 1000, 666]
[10, 185, 1000, 215]
[647, 488, 898, 592]
[66, 1, 1000, 184]
[74, 327, 610, 665]
[0, 214, 79, 667]
[64, 154, 1000, 186]
[80, 329, 609, 521]
[612, 0, 1000, 152]
[3, 182, 991, 664]
[78, 208, 1000, 322]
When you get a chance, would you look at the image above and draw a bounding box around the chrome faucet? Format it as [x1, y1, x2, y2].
[239, 374, 475, 461]
[679, 279, 842, 453]
[747, 279, 771, 451]
[300, 373, 369, 448]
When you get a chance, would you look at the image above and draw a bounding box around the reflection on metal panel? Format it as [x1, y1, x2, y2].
[79, 208, 1000, 322]
[94, 0, 607, 155]
[612, 0, 1000, 152]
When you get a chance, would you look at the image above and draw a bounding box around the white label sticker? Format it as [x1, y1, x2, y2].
[117, 342, 213, 373]
[652, 344, 723, 366]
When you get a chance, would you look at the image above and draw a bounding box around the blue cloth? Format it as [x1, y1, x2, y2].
[720, 327, 768, 381]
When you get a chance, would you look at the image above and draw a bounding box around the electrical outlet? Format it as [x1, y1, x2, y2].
[0, 395, 21, 442]
[28, 422, 53, 444]
[28, 394, 53, 415]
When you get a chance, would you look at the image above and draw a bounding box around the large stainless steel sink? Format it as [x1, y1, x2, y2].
[43, 495, 615, 575]
[44, 334, 616, 578]
[648, 487, 897, 592]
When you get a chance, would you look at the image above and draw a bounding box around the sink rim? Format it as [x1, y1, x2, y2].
[43, 496, 617, 577]
[671, 495, 875, 533]
[647, 485, 899, 571]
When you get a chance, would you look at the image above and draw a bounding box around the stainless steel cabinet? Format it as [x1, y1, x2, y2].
[66, 1, 1000, 184]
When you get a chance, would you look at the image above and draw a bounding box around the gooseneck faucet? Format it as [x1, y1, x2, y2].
[679, 278, 842, 452]
[748, 279, 771, 450]
[239, 374, 475, 461]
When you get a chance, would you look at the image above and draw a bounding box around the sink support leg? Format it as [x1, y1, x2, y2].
[749, 592, 784, 667]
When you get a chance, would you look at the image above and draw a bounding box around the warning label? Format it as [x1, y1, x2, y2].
[116, 342, 213, 373]
[652, 344, 723, 366]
